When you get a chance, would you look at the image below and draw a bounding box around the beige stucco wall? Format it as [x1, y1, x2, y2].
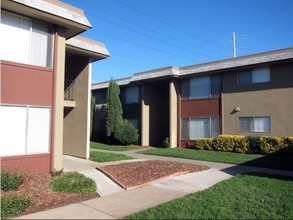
[222, 62, 293, 136]
[63, 55, 90, 158]
[53, 31, 66, 170]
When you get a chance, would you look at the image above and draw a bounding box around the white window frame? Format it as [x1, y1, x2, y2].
[0, 11, 54, 68]
[181, 117, 221, 140]
[238, 116, 271, 133]
[0, 104, 51, 157]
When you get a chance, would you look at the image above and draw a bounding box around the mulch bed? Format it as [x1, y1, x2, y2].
[97, 160, 209, 189]
[1, 173, 98, 217]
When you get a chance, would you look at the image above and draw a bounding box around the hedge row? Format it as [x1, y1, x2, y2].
[194, 135, 293, 155]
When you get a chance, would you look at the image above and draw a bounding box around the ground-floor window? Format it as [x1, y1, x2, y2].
[0, 105, 50, 157]
[239, 116, 271, 133]
[181, 117, 220, 139]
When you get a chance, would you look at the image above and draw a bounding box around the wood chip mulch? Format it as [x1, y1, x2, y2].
[97, 160, 209, 189]
[1, 173, 98, 217]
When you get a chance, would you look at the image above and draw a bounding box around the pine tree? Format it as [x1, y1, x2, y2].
[106, 79, 123, 138]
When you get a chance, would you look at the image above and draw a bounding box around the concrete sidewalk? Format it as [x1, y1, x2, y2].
[16, 149, 293, 219]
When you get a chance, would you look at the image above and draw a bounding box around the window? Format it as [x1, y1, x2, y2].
[121, 86, 140, 104]
[127, 118, 139, 129]
[0, 105, 50, 157]
[0, 11, 54, 68]
[239, 116, 271, 133]
[238, 67, 270, 85]
[181, 117, 220, 139]
[181, 74, 221, 99]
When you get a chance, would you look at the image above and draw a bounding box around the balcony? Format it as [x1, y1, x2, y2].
[64, 79, 76, 107]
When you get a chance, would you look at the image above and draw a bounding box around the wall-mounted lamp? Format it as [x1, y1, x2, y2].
[234, 106, 240, 112]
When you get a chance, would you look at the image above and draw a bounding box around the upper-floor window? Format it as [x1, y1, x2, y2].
[121, 86, 140, 104]
[181, 74, 221, 99]
[237, 67, 270, 85]
[239, 116, 271, 133]
[0, 11, 54, 68]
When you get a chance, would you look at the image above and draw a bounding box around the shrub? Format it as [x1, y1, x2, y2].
[114, 120, 139, 145]
[1, 195, 33, 219]
[51, 168, 63, 177]
[50, 172, 96, 195]
[259, 136, 286, 155]
[195, 138, 215, 150]
[162, 137, 170, 148]
[194, 135, 292, 155]
[283, 136, 293, 155]
[1, 172, 25, 191]
[246, 136, 261, 154]
[214, 135, 248, 153]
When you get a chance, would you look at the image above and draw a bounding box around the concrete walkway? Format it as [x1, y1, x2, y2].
[17, 148, 293, 219]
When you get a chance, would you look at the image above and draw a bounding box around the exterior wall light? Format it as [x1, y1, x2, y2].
[234, 106, 240, 112]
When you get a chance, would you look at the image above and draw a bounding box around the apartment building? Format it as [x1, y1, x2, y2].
[92, 48, 293, 148]
[0, 0, 110, 174]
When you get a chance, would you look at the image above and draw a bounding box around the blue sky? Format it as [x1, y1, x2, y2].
[62, 0, 293, 83]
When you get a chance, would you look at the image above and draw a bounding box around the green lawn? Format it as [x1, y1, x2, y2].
[90, 151, 134, 162]
[138, 148, 293, 171]
[126, 173, 293, 219]
[90, 142, 138, 151]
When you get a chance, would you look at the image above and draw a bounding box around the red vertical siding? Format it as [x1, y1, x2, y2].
[1, 61, 53, 106]
[181, 98, 220, 117]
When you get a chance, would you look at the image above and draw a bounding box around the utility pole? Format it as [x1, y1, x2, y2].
[233, 32, 236, 58]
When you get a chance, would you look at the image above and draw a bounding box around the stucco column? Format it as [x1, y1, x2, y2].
[141, 84, 149, 146]
[53, 32, 65, 170]
[169, 79, 178, 148]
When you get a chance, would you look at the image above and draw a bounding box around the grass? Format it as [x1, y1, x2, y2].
[126, 173, 293, 219]
[90, 142, 138, 151]
[1, 196, 34, 219]
[139, 148, 261, 164]
[138, 148, 293, 171]
[1, 172, 25, 191]
[50, 172, 96, 195]
[90, 151, 134, 162]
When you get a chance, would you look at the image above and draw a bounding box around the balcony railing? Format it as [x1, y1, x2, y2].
[64, 79, 75, 101]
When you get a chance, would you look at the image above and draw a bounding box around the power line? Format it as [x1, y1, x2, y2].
[160, 0, 230, 39]
[74, 0, 221, 59]
[116, 0, 228, 50]
[89, 27, 199, 62]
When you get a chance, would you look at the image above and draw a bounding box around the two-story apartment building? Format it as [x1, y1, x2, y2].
[92, 48, 293, 148]
[1, 0, 110, 174]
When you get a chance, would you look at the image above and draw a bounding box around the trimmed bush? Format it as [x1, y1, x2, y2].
[259, 136, 286, 155]
[213, 135, 248, 153]
[246, 136, 261, 154]
[1, 172, 25, 191]
[194, 135, 293, 155]
[50, 172, 96, 195]
[1, 195, 33, 219]
[195, 138, 215, 151]
[114, 120, 139, 145]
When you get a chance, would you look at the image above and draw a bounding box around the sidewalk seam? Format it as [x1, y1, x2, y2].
[79, 202, 118, 219]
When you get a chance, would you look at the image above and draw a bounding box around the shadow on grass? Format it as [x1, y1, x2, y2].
[220, 151, 293, 180]
[239, 153, 293, 171]
[242, 171, 293, 181]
